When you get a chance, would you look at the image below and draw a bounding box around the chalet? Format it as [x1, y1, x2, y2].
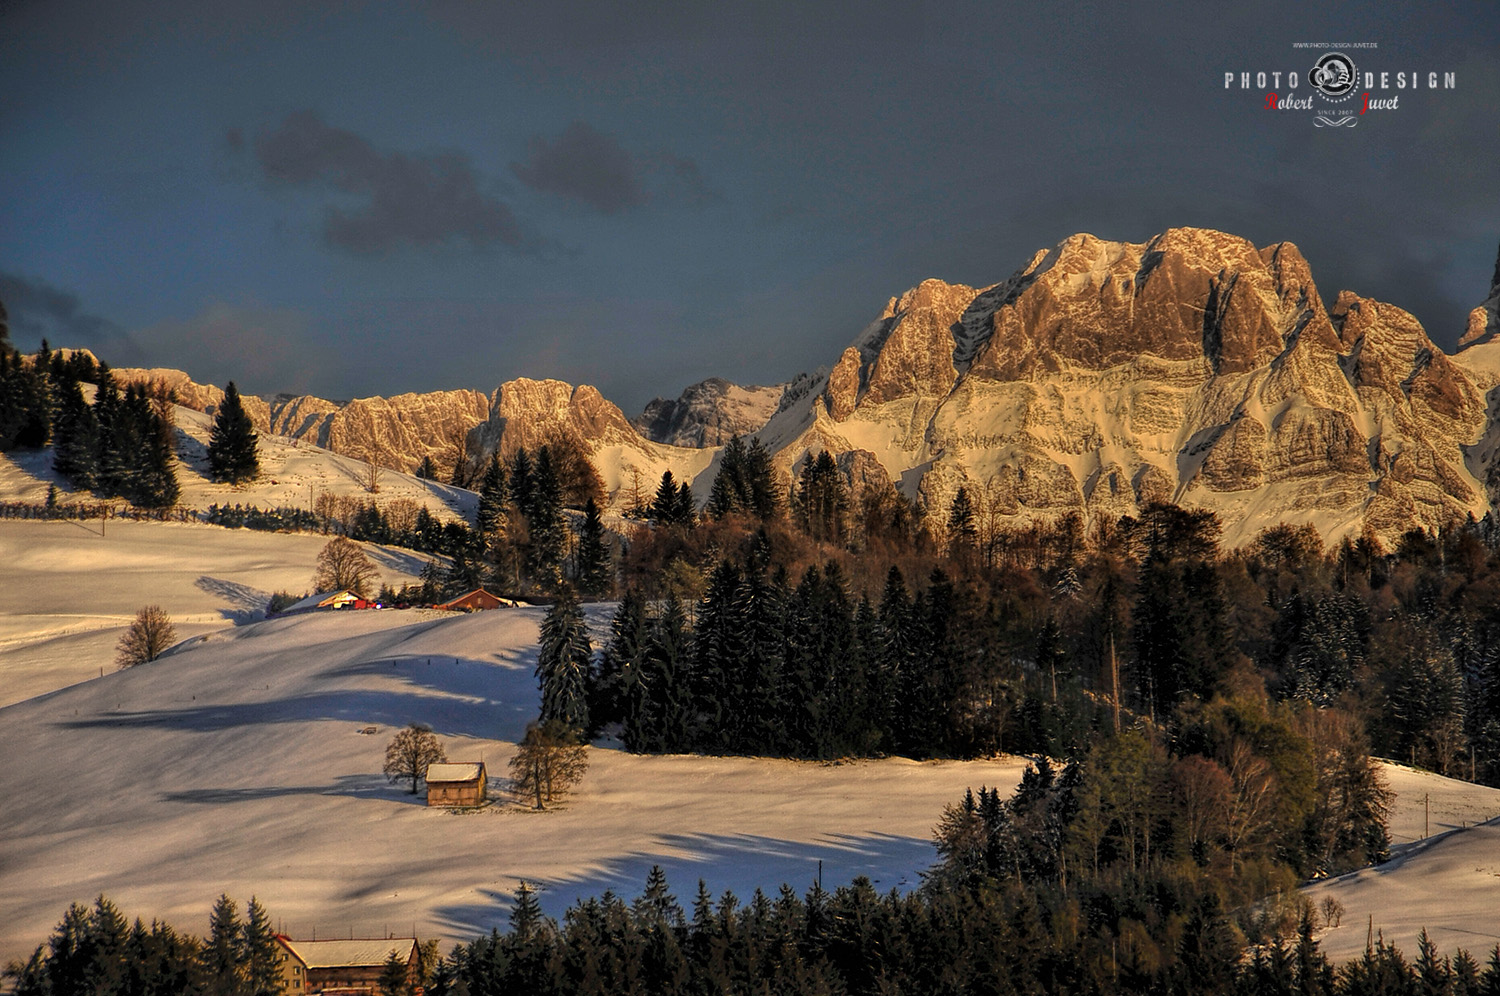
[425, 761, 487, 807]
[431, 588, 516, 612]
[275, 590, 376, 616]
[272, 936, 417, 995]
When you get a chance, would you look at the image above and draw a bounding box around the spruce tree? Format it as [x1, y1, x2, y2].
[574, 497, 611, 597]
[415, 454, 438, 480]
[477, 454, 507, 533]
[526, 446, 566, 587]
[207, 381, 259, 484]
[242, 898, 280, 996]
[745, 437, 779, 519]
[674, 481, 696, 526]
[651, 470, 680, 523]
[536, 586, 593, 733]
[51, 379, 100, 490]
[594, 588, 648, 731]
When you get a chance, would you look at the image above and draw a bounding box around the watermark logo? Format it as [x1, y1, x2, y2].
[1309, 52, 1358, 100]
[1224, 42, 1457, 131]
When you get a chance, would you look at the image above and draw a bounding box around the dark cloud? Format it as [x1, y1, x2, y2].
[510, 121, 645, 214]
[0, 272, 129, 351]
[250, 110, 527, 254]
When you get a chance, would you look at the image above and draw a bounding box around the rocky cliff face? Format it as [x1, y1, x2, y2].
[633, 377, 785, 447]
[466, 378, 714, 502]
[111, 369, 489, 479]
[761, 227, 1491, 546]
[112, 227, 1500, 545]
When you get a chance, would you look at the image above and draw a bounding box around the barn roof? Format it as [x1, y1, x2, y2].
[278, 590, 358, 613]
[426, 762, 484, 783]
[277, 937, 415, 969]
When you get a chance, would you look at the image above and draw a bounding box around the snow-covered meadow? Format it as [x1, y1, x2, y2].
[0, 531, 1031, 963]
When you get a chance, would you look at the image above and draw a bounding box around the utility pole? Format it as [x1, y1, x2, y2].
[1425, 793, 1430, 840]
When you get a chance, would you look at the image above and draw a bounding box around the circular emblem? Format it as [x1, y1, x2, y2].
[1310, 52, 1358, 100]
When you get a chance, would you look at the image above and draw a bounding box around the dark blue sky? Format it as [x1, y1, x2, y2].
[2, 0, 1497, 413]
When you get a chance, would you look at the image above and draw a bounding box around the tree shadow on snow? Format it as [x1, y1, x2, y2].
[160, 773, 430, 807]
[56, 654, 539, 743]
[195, 576, 270, 623]
[432, 830, 935, 937]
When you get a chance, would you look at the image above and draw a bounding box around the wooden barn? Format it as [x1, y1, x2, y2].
[425, 761, 487, 807]
[274, 590, 375, 616]
[272, 936, 417, 994]
[432, 588, 515, 612]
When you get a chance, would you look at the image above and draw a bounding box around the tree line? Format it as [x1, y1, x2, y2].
[14, 875, 1500, 996]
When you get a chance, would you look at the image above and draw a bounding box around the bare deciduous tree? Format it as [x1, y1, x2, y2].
[116, 605, 177, 669]
[313, 536, 380, 596]
[508, 720, 588, 810]
[383, 723, 446, 794]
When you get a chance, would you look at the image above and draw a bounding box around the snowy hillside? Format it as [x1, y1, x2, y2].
[0, 520, 431, 707]
[1303, 763, 1500, 962]
[0, 400, 477, 522]
[0, 571, 1031, 964]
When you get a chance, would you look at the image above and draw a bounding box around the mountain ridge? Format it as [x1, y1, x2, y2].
[99, 226, 1500, 547]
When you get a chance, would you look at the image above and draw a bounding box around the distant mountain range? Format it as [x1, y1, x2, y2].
[112, 227, 1500, 547]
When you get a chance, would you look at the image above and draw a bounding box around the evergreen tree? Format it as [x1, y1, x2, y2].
[537, 586, 593, 733]
[415, 455, 438, 480]
[203, 894, 244, 996]
[377, 951, 411, 996]
[674, 481, 696, 526]
[651, 470, 681, 524]
[574, 496, 611, 597]
[946, 486, 977, 559]
[745, 438, 780, 520]
[477, 454, 507, 534]
[51, 379, 100, 489]
[207, 382, 259, 485]
[242, 898, 280, 996]
[594, 588, 648, 731]
[795, 451, 847, 545]
[526, 447, 567, 588]
[135, 396, 180, 508]
[509, 447, 535, 515]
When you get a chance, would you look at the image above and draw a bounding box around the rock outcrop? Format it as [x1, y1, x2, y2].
[633, 377, 785, 448]
[758, 227, 1491, 547]
[111, 369, 489, 479]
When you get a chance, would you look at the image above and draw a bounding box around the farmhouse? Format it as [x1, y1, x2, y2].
[275, 590, 376, 616]
[425, 761, 487, 807]
[272, 936, 417, 994]
[432, 588, 515, 611]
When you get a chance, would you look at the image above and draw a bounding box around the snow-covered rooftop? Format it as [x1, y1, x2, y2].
[279, 937, 414, 969]
[425, 762, 483, 783]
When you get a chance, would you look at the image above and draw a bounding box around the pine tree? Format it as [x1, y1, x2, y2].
[207, 382, 259, 484]
[242, 898, 280, 996]
[674, 481, 696, 526]
[203, 894, 244, 996]
[415, 455, 438, 480]
[477, 454, 507, 534]
[574, 497, 611, 597]
[745, 438, 780, 519]
[135, 399, 180, 508]
[51, 379, 100, 490]
[651, 470, 681, 524]
[537, 586, 593, 733]
[524, 447, 566, 588]
[946, 486, 977, 558]
[594, 588, 648, 731]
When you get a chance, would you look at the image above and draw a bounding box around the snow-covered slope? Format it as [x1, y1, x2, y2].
[1303, 763, 1500, 962]
[0, 401, 477, 522]
[0, 535, 1030, 963]
[0, 520, 431, 707]
[633, 377, 786, 448]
